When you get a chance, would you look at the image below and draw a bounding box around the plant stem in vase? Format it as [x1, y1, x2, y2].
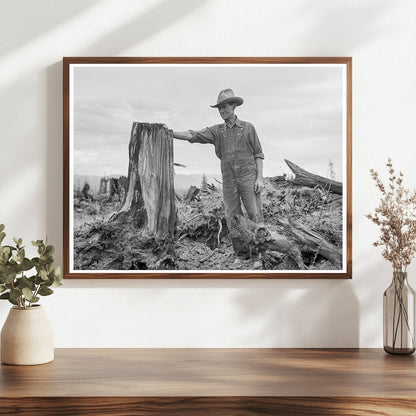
[383, 271, 415, 354]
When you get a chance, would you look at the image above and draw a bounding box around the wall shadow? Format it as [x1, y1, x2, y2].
[288, 0, 393, 52]
[233, 279, 359, 347]
[81, 0, 205, 55]
[0, 0, 101, 56]
[46, 62, 63, 264]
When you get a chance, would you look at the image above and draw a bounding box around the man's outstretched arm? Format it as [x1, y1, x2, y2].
[169, 127, 216, 145]
[171, 131, 192, 141]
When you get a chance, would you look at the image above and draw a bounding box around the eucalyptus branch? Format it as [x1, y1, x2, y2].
[0, 225, 62, 309]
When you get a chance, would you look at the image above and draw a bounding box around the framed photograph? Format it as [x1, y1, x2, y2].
[63, 57, 352, 279]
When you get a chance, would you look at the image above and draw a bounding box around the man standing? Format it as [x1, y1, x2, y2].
[172, 89, 264, 264]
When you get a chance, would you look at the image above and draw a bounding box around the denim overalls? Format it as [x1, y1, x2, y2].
[189, 117, 264, 258]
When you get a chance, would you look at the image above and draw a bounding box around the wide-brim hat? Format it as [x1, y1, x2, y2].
[210, 88, 244, 108]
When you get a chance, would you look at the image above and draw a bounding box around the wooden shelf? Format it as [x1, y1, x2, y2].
[1, 348, 415, 415]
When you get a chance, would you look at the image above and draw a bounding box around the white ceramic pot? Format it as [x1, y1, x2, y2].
[1, 305, 54, 365]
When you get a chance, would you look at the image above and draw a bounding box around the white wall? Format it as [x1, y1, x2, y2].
[1, 0, 415, 347]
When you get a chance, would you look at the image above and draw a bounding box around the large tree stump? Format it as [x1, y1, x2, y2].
[111, 123, 175, 239]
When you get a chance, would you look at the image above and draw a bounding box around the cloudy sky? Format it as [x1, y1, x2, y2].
[72, 63, 346, 181]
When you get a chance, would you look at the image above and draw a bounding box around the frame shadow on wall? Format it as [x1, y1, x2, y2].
[233, 279, 359, 347]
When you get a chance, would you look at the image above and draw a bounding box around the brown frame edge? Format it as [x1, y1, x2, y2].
[63, 57, 352, 279]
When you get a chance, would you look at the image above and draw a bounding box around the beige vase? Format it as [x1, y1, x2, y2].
[1, 305, 54, 365]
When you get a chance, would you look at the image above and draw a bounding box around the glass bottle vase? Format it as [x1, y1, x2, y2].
[383, 271, 416, 355]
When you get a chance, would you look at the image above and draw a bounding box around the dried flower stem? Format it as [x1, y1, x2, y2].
[366, 158, 416, 272]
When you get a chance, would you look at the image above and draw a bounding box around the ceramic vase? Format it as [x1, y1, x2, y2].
[1, 305, 54, 365]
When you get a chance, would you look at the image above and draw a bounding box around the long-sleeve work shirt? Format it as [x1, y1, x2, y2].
[189, 117, 264, 162]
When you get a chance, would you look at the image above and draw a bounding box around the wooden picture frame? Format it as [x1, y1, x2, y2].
[63, 57, 352, 279]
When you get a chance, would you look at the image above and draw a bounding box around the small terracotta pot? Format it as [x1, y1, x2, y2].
[1, 305, 54, 365]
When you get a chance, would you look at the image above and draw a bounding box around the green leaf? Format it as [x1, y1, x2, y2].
[20, 258, 34, 271]
[32, 240, 43, 247]
[0, 248, 10, 265]
[8, 297, 18, 306]
[9, 288, 21, 301]
[40, 269, 48, 281]
[0, 291, 17, 306]
[34, 274, 43, 285]
[45, 245, 55, 256]
[0, 246, 10, 254]
[52, 267, 63, 286]
[17, 248, 25, 263]
[0, 285, 6, 294]
[1, 246, 16, 264]
[42, 256, 54, 267]
[17, 276, 35, 291]
[8, 263, 20, 275]
[38, 287, 53, 296]
[0, 246, 11, 257]
[36, 254, 53, 266]
[0, 232, 5, 244]
[0, 224, 5, 232]
[2, 270, 16, 285]
[12, 237, 23, 249]
[22, 287, 34, 301]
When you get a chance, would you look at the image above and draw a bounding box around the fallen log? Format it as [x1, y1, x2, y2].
[110, 123, 176, 239]
[230, 216, 342, 270]
[254, 227, 306, 269]
[274, 217, 342, 268]
[285, 159, 343, 195]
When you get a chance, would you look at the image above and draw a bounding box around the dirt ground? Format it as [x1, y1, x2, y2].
[73, 177, 343, 271]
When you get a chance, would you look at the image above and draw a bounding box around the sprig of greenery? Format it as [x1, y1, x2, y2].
[366, 159, 416, 272]
[0, 224, 62, 308]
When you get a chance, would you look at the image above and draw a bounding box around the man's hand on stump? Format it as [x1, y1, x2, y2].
[162, 124, 174, 137]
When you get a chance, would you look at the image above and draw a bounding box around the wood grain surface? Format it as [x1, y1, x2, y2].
[1, 397, 416, 416]
[1, 348, 415, 415]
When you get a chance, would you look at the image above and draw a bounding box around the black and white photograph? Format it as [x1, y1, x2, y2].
[63, 58, 352, 278]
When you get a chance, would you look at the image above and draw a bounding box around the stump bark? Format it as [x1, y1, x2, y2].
[111, 123, 175, 239]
